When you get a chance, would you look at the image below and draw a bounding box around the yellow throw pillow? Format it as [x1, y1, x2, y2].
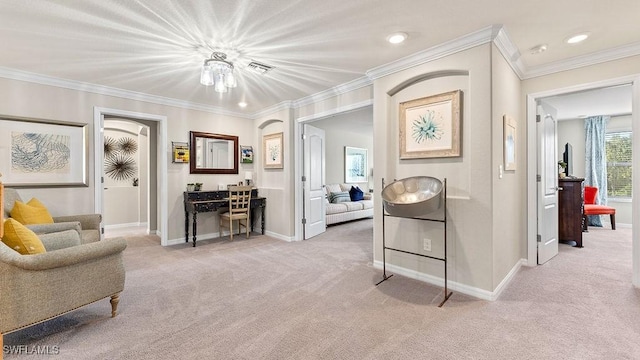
[10, 198, 54, 225]
[2, 218, 47, 255]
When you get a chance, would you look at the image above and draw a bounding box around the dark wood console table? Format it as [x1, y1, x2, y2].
[184, 189, 266, 247]
[558, 177, 584, 247]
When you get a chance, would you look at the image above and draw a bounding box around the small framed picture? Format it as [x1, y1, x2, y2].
[263, 132, 283, 169]
[503, 115, 516, 171]
[345, 146, 368, 183]
[240, 145, 253, 163]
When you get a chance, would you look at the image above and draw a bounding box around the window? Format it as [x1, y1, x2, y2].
[605, 131, 632, 198]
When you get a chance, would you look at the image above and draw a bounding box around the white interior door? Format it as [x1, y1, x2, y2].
[537, 101, 560, 264]
[303, 124, 326, 239]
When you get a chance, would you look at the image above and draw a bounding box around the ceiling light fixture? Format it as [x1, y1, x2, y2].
[387, 32, 407, 44]
[566, 33, 590, 44]
[200, 52, 237, 93]
[238, 102, 247, 108]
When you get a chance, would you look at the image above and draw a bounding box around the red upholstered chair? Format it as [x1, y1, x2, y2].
[583, 186, 616, 231]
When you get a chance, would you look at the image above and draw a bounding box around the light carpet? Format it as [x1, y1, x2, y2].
[4, 220, 640, 359]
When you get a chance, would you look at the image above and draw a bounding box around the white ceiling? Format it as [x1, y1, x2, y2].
[1, 1, 639, 115]
[543, 84, 633, 120]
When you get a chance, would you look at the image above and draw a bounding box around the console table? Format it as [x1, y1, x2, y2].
[184, 189, 266, 247]
[558, 177, 584, 247]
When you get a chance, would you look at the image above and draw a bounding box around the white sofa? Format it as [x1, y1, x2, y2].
[325, 184, 373, 225]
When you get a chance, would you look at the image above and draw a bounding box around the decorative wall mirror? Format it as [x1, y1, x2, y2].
[189, 131, 239, 174]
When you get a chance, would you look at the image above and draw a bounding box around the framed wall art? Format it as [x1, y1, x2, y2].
[345, 146, 368, 183]
[240, 145, 254, 164]
[0, 115, 88, 187]
[399, 90, 462, 159]
[503, 115, 517, 171]
[263, 132, 283, 169]
[172, 141, 190, 163]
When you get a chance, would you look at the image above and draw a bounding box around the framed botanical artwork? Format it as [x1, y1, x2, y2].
[399, 90, 462, 159]
[503, 115, 517, 171]
[0, 115, 88, 187]
[263, 132, 283, 169]
[240, 145, 254, 163]
[345, 146, 368, 183]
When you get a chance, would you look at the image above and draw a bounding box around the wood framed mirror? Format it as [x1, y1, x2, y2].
[189, 131, 239, 174]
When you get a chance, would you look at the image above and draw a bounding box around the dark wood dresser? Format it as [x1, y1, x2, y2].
[558, 177, 584, 247]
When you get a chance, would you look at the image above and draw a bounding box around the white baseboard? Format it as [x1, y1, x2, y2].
[104, 222, 147, 230]
[265, 230, 294, 242]
[165, 229, 293, 246]
[372, 258, 526, 301]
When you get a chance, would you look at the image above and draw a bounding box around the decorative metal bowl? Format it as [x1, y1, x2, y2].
[382, 176, 443, 217]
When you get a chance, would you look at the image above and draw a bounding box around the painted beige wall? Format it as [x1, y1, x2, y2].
[491, 44, 525, 287]
[256, 107, 296, 239]
[373, 44, 495, 292]
[0, 77, 259, 243]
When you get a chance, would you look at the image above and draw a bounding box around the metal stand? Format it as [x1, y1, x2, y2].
[376, 177, 452, 307]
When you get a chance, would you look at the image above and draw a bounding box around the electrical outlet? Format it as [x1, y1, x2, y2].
[423, 238, 432, 252]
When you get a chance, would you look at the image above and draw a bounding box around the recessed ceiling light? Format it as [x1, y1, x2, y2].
[238, 102, 247, 108]
[387, 32, 407, 44]
[566, 33, 590, 44]
[529, 44, 548, 55]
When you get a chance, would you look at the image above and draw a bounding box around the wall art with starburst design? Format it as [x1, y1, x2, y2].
[104, 135, 138, 181]
[105, 153, 137, 181]
[399, 90, 462, 159]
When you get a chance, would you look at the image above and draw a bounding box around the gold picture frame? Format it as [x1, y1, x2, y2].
[263, 132, 283, 169]
[399, 90, 462, 159]
[503, 115, 516, 171]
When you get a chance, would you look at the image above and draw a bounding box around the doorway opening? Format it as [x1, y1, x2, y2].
[526, 76, 639, 286]
[102, 118, 150, 239]
[93, 107, 168, 245]
[294, 103, 374, 241]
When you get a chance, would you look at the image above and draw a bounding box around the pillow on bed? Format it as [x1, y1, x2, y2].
[329, 191, 351, 203]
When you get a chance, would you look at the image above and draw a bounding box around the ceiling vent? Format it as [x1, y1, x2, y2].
[247, 61, 274, 75]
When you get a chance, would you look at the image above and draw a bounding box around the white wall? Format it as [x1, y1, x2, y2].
[310, 107, 374, 189]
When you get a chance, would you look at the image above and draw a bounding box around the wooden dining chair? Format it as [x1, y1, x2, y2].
[219, 186, 252, 240]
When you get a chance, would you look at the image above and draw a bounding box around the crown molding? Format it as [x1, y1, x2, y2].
[492, 26, 526, 79]
[366, 25, 502, 80]
[522, 41, 640, 79]
[292, 76, 372, 108]
[295, 99, 373, 123]
[250, 100, 295, 120]
[0, 66, 252, 119]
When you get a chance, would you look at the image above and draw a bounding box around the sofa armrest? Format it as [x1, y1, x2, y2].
[53, 214, 102, 231]
[27, 221, 82, 235]
[39, 229, 82, 252]
[0, 237, 127, 271]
